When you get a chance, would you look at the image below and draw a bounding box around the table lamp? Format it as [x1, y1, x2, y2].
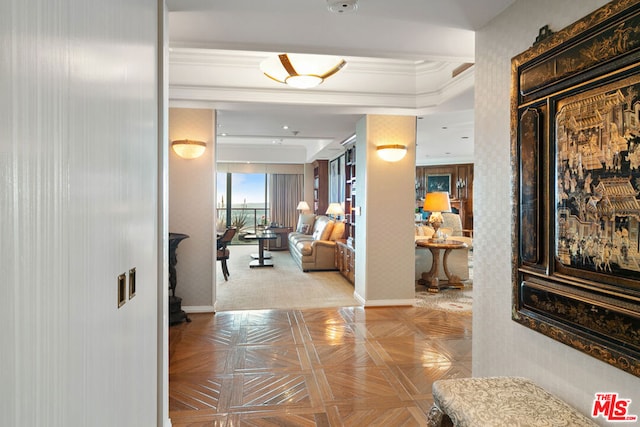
[296, 201, 311, 213]
[423, 192, 451, 241]
[326, 202, 344, 220]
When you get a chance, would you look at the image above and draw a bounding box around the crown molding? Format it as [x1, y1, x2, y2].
[168, 47, 472, 113]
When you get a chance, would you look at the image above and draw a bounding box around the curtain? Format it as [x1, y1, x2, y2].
[269, 174, 304, 228]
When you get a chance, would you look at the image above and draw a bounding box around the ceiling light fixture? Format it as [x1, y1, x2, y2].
[376, 144, 408, 162]
[171, 139, 206, 159]
[260, 53, 346, 89]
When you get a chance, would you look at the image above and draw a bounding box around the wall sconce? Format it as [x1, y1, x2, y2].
[376, 144, 407, 162]
[172, 139, 206, 159]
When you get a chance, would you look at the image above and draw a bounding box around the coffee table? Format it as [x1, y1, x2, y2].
[243, 231, 278, 268]
[416, 239, 468, 293]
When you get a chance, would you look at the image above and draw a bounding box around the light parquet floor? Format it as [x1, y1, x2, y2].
[169, 306, 472, 426]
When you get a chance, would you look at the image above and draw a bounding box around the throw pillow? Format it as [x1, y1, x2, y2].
[296, 213, 315, 234]
[320, 220, 335, 241]
[297, 223, 310, 234]
[329, 221, 345, 241]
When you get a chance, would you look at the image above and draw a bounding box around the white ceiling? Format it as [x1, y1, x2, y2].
[166, 0, 515, 165]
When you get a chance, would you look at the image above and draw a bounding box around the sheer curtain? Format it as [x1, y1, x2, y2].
[269, 174, 304, 228]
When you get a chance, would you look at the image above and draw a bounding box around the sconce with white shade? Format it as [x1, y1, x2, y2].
[325, 202, 344, 220]
[376, 144, 407, 162]
[172, 139, 207, 159]
[260, 53, 347, 89]
[296, 201, 311, 213]
[423, 192, 451, 241]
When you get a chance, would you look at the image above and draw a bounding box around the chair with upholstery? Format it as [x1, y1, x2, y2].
[441, 212, 473, 238]
[216, 227, 237, 281]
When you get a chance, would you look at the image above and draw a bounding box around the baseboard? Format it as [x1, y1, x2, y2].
[363, 299, 415, 307]
[183, 305, 215, 313]
[353, 292, 413, 307]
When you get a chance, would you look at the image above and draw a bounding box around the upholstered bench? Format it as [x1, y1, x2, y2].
[427, 377, 597, 427]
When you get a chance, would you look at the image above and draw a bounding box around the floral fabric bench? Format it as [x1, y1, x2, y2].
[428, 377, 597, 427]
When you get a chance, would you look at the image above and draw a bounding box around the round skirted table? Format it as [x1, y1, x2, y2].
[416, 239, 468, 293]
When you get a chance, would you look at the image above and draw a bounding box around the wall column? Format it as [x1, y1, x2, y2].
[354, 115, 416, 305]
[168, 108, 216, 312]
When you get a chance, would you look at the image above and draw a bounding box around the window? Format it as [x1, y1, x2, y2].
[216, 173, 269, 237]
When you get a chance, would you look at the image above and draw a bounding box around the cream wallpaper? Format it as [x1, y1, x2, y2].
[169, 108, 215, 309]
[354, 115, 417, 304]
[2, 0, 159, 424]
[473, 0, 639, 422]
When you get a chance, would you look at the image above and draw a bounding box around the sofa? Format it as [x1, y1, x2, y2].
[415, 213, 473, 282]
[288, 214, 345, 272]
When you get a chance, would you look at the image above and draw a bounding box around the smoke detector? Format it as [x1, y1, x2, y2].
[327, 0, 358, 13]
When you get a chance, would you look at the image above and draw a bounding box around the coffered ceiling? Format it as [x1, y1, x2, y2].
[166, 0, 515, 165]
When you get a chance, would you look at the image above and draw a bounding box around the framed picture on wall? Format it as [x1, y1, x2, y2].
[427, 174, 451, 193]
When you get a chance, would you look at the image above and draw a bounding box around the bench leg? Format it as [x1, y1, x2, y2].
[427, 404, 453, 427]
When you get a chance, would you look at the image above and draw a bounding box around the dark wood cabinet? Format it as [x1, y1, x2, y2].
[335, 240, 355, 284]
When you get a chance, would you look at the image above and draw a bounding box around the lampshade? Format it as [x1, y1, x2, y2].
[423, 192, 451, 213]
[296, 201, 311, 211]
[325, 202, 344, 216]
[172, 139, 206, 159]
[376, 144, 408, 162]
[260, 53, 347, 89]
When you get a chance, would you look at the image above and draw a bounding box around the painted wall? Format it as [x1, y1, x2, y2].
[169, 108, 215, 310]
[473, 0, 639, 422]
[1, 0, 160, 425]
[355, 115, 417, 305]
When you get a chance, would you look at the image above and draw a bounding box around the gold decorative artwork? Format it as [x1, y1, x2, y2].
[511, 0, 640, 377]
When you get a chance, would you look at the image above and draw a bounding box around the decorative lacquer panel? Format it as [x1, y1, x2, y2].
[512, 0, 640, 376]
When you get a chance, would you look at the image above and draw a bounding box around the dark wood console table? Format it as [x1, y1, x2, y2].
[262, 226, 292, 251]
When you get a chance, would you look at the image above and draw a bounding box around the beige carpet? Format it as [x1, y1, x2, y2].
[216, 244, 473, 312]
[216, 244, 361, 311]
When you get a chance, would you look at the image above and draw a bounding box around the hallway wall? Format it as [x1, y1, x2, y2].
[2, 0, 160, 425]
[473, 0, 639, 422]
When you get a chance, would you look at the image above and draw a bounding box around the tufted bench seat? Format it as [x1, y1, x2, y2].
[427, 377, 597, 427]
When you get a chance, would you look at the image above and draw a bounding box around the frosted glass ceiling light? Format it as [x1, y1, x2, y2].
[172, 139, 206, 159]
[260, 53, 346, 89]
[376, 144, 408, 162]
